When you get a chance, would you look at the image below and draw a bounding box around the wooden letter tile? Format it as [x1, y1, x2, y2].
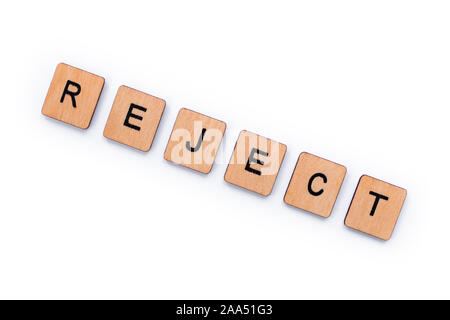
[284, 152, 346, 218]
[164, 108, 226, 174]
[345, 175, 407, 240]
[42, 63, 104, 129]
[224, 130, 287, 196]
[103, 86, 166, 151]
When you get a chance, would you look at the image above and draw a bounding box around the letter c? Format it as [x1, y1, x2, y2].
[308, 173, 327, 196]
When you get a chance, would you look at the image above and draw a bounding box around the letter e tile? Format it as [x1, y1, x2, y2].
[224, 130, 287, 196]
[103, 86, 166, 151]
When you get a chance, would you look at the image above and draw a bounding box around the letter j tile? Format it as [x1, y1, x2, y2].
[164, 108, 226, 174]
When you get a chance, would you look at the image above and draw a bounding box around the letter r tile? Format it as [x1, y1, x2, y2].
[164, 108, 226, 174]
[103, 86, 166, 151]
[284, 152, 346, 218]
[42, 63, 105, 129]
[224, 130, 287, 196]
[345, 175, 407, 240]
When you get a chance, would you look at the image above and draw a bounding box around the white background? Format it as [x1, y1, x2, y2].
[0, 1, 448, 299]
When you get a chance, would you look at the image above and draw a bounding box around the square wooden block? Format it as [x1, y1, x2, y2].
[42, 63, 104, 129]
[164, 108, 226, 174]
[224, 130, 287, 196]
[103, 86, 166, 151]
[345, 175, 407, 240]
[284, 152, 346, 218]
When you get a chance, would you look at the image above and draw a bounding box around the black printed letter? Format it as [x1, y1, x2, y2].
[369, 191, 389, 216]
[123, 103, 147, 131]
[245, 148, 269, 176]
[186, 128, 207, 152]
[60, 80, 81, 108]
[308, 173, 327, 196]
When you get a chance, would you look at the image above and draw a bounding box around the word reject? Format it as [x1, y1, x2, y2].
[41, 63, 407, 241]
